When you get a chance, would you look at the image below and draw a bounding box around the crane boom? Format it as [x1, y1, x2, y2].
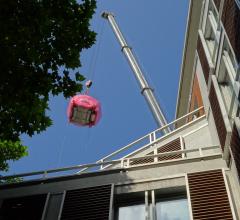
[102, 12, 170, 134]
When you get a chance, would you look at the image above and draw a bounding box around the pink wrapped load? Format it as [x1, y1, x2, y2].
[67, 95, 101, 127]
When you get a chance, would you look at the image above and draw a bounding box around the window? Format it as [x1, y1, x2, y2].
[115, 192, 145, 220]
[217, 38, 238, 119]
[118, 204, 145, 220]
[218, 55, 233, 103]
[204, 0, 220, 60]
[205, 13, 216, 56]
[222, 38, 238, 79]
[156, 198, 189, 220]
[0, 194, 47, 220]
[115, 191, 190, 220]
[209, 0, 218, 23]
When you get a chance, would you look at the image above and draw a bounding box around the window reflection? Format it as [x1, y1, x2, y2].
[118, 204, 145, 220]
[116, 193, 190, 220]
[156, 198, 190, 220]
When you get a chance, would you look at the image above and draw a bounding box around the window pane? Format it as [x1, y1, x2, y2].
[156, 198, 190, 220]
[118, 204, 145, 220]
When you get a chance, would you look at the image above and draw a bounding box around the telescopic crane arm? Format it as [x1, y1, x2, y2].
[102, 12, 171, 134]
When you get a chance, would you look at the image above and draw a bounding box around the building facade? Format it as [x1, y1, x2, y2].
[0, 0, 240, 219]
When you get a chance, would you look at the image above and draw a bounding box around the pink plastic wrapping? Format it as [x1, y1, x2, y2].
[67, 95, 101, 127]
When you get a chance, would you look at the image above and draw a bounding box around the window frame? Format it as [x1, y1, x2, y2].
[202, 0, 224, 65]
[115, 190, 189, 220]
[217, 51, 238, 121]
[204, 6, 219, 61]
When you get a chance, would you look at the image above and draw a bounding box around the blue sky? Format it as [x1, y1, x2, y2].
[5, 0, 189, 175]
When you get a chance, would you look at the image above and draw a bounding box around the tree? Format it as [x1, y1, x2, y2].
[0, 0, 97, 172]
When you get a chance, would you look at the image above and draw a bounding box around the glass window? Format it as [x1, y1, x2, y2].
[118, 204, 145, 220]
[204, 12, 218, 58]
[116, 191, 190, 220]
[204, 0, 220, 61]
[218, 53, 236, 119]
[156, 198, 190, 220]
[222, 38, 237, 79]
[209, 0, 218, 23]
[205, 21, 216, 56]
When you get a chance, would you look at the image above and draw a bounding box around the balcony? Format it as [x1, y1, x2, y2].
[0, 107, 223, 184]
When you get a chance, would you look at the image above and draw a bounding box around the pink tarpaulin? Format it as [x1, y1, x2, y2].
[67, 95, 101, 127]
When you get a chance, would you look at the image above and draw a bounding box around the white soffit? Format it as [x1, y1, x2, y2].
[175, 0, 204, 119]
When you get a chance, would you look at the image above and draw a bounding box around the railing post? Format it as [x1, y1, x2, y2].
[120, 159, 124, 168]
[153, 132, 156, 141]
[199, 147, 203, 157]
[149, 132, 157, 143]
[126, 159, 130, 168]
[154, 149, 158, 163]
[100, 159, 104, 170]
[43, 171, 48, 179]
[180, 136, 186, 158]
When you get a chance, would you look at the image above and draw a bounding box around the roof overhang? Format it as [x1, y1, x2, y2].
[175, 0, 204, 119]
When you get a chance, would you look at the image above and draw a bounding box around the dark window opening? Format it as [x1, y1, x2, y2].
[115, 192, 145, 220]
[0, 194, 47, 220]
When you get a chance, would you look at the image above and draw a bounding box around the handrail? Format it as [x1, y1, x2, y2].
[108, 107, 204, 160]
[78, 107, 205, 173]
[0, 159, 121, 180]
[121, 115, 206, 160]
[0, 107, 206, 180]
[150, 106, 204, 134]
[0, 145, 220, 181]
[128, 145, 219, 161]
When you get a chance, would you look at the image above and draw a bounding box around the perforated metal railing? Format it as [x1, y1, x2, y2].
[0, 106, 222, 182]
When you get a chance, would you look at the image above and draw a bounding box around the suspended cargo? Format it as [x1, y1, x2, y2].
[67, 95, 101, 127]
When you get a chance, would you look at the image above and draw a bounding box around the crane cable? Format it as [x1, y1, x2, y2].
[82, 18, 105, 153]
[85, 19, 106, 96]
[57, 124, 69, 167]
[57, 19, 106, 166]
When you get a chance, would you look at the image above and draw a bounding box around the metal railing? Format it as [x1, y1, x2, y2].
[78, 106, 205, 172]
[0, 107, 212, 183]
[0, 145, 221, 182]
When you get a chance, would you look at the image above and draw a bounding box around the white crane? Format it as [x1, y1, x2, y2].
[102, 12, 171, 134]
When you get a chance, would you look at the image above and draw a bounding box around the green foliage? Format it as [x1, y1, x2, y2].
[0, 0, 97, 171]
[0, 140, 28, 171]
[0, 177, 23, 184]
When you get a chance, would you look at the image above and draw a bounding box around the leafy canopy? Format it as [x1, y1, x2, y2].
[0, 0, 97, 172]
